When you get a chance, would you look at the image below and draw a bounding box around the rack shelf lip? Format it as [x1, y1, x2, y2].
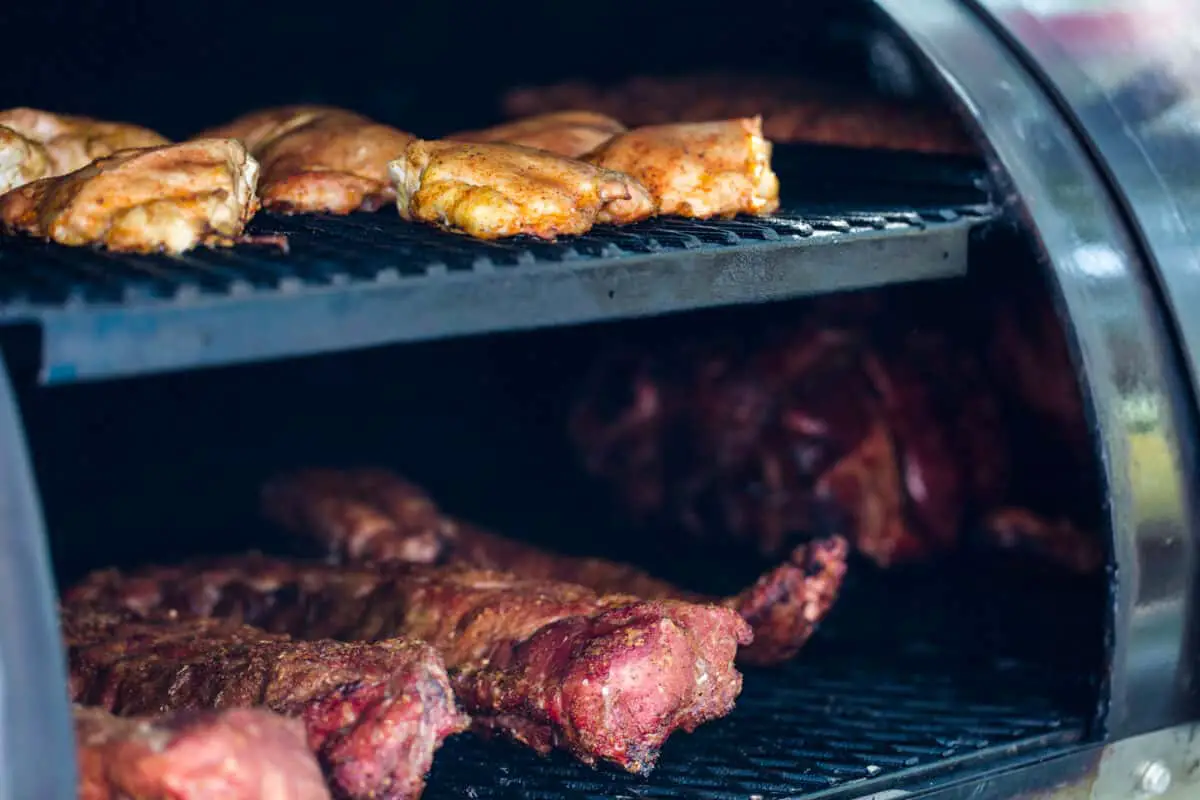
[0, 209, 990, 385]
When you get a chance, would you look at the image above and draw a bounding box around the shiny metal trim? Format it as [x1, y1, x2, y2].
[874, 0, 1197, 742]
[0, 357, 75, 800]
[968, 0, 1200, 439]
[899, 721, 1200, 799]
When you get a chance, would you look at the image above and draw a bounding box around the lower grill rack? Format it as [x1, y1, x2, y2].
[422, 565, 1097, 800]
[423, 657, 1083, 800]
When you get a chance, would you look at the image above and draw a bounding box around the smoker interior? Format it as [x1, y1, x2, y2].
[3, 0, 1111, 796]
[5, 0, 958, 140]
[19, 241, 1109, 799]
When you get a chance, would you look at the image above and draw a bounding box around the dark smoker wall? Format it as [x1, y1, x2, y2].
[2, 0, 909, 138]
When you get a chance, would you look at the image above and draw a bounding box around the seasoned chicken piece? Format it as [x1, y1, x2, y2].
[0, 108, 169, 178]
[197, 106, 414, 214]
[195, 105, 343, 152]
[447, 111, 626, 158]
[389, 140, 656, 240]
[584, 117, 780, 218]
[0, 139, 260, 254]
[0, 126, 50, 194]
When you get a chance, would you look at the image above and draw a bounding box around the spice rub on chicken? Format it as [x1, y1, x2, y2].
[75, 705, 331, 800]
[197, 105, 414, 214]
[568, 296, 1104, 575]
[388, 139, 656, 240]
[64, 607, 466, 800]
[261, 467, 847, 666]
[67, 556, 751, 775]
[0, 108, 169, 182]
[0, 139, 261, 254]
[447, 111, 627, 158]
[583, 117, 780, 219]
[0, 126, 51, 195]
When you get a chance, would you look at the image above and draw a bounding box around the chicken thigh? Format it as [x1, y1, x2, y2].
[447, 111, 626, 158]
[584, 117, 780, 218]
[0, 108, 169, 179]
[0, 139, 260, 254]
[389, 139, 656, 240]
[0, 126, 51, 195]
[197, 106, 414, 214]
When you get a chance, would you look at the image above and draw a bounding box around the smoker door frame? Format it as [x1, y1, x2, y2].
[876, 0, 1199, 756]
[957, 0, 1200, 740]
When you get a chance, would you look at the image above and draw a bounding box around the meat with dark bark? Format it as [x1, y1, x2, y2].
[66, 556, 751, 775]
[261, 468, 847, 666]
[567, 308, 1103, 574]
[75, 705, 330, 800]
[64, 608, 466, 800]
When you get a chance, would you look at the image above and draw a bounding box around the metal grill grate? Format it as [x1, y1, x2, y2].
[424, 659, 1082, 800]
[421, 564, 1098, 800]
[0, 207, 989, 308]
[0, 145, 995, 383]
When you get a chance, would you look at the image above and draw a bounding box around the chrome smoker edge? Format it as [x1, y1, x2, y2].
[901, 722, 1200, 799]
[965, 0, 1200, 739]
[0, 352, 75, 800]
[876, 0, 1198, 775]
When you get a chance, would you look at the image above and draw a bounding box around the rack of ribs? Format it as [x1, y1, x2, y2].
[64, 607, 466, 800]
[260, 468, 848, 666]
[66, 556, 752, 775]
[75, 705, 331, 800]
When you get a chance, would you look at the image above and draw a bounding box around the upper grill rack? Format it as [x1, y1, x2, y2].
[0, 145, 994, 384]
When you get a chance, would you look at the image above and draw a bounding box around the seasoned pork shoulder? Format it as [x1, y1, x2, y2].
[76, 706, 330, 800]
[0, 139, 260, 253]
[568, 298, 1104, 574]
[389, 140, 656, 240]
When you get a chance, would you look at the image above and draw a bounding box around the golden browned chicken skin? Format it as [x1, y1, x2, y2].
[584, 117, 780, 219]
[197, 106, 414, 214]
[389, 139, 656, 240]
[447, 111, 627, 158]
[0, 126, 51, 194]
[194, 105, 342, 151]
[0, 139, 260, 254]
[0, 108, 169, 180]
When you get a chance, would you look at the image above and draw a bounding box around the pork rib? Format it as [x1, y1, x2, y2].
[67, 557, 751, 775]
[64, 608, 466, 800]
[260, 468, 847, 665]
[75, 705, 330, 800]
